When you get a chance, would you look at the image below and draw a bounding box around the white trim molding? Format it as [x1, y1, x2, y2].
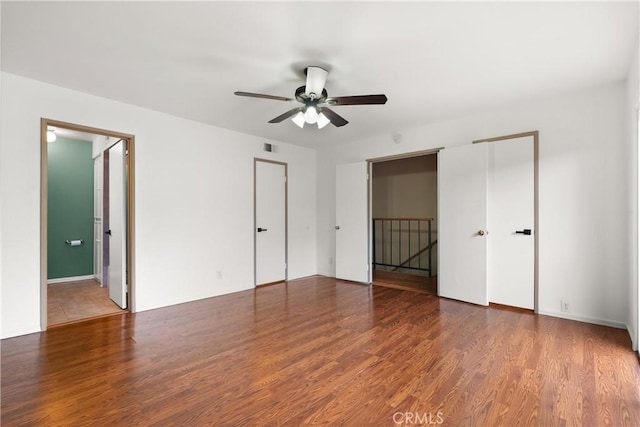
[47, 275, 95, 285]
[538, 309, 627, 330]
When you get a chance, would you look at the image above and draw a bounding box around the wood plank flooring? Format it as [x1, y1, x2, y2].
[48, 279, 124, 326]
[373, 269, 437, 294]
[3, 276, 640, 426]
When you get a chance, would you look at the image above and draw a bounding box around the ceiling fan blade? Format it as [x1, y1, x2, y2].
[305, 67, 328, 98]
[325, 94, 388, 106]
[234, 91, 294, 102]
[268, 107, 303, 123]
[320, 108, 349, 127]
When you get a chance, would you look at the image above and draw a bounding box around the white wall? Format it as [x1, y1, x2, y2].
[317, 81, 630, 329]
[372, 155, 437, 219]
[2, 70, 634, 339]
[0, 72, 317, 339]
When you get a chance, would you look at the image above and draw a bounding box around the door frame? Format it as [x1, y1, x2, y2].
[367, 148, 443, 286]
[253, 158, 288, 287]
[40, 118, 136, 330]
[473, 130, 539, 313]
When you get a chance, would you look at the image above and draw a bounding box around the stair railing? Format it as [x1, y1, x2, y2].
[372, 218, 436, 277]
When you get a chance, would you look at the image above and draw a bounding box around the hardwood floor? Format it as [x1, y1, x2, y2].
[3, 276, 639, 425]
[373, 269, 437, 294]
[48, 279, 124, 326]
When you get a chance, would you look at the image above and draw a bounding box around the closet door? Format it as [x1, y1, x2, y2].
[255, 160, 287, 286]
[487, 136, 534, 309]
[335, 162, 369, 283]
[438, 144, 489, 305]
[438, 136, 535, 309]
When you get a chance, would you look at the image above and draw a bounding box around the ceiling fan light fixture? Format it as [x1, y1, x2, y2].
[304, 106, 319, 124]
[317, 112, 330, 129]
[291, 111, 305, 128]
[235, 65, 386, 130]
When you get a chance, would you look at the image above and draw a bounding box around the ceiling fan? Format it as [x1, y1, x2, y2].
[234, 66, 387, 129]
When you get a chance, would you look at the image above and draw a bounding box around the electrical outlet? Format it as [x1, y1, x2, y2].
[561, 301, 570, 313]
[216, 271, 222, 280]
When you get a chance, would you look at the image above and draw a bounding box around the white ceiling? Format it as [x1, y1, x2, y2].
[2, 1, 638, 148]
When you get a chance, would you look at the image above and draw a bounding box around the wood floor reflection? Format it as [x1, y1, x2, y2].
[373, 269, 437, 294]
[4, 276, 639, 425]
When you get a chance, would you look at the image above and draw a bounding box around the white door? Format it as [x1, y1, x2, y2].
[93, 156, 103, 284]
[488, 136, 534, 309]
[335, 162, 369, 283]
[107, 140, 127, 309]
[438, 143, 489, 305]
[255, 160, 286, 285]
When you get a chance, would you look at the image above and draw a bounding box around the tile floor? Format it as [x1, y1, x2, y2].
[48, 279, 124, 326]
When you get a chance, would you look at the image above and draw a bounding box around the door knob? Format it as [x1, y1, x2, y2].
[105, 230, 112, 236]
[477, 230, 486, 236]
[257, 227, 267, 232]
[335, 226, 340, 230]
[516, 229, 532, 235]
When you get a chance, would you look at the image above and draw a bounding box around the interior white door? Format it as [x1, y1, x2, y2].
[93, 156, 103, 284]
[438, 143, 489, 305]
[488, 136, 534, 309]
[335, 162, 369, 283]
[107, 140, 127, 309]
[255, 160, 286, 285]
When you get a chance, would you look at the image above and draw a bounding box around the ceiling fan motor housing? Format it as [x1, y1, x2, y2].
[303, 66, 329, 99]
[295, 86, 328, 103]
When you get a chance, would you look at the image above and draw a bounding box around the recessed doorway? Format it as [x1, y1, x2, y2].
[40, 119, 135, 329]
[371, 153, 438, 294]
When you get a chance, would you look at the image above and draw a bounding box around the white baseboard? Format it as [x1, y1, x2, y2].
[627, 323, 638, 351]
[47, 275, 95, 285]
[537, 309, 626, 329]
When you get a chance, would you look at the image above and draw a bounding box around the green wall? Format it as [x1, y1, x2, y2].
[48, 137, 94, 279]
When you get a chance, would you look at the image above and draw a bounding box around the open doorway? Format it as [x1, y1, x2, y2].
[40, 119, 135, 329]
[370, 153, 438, 294]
